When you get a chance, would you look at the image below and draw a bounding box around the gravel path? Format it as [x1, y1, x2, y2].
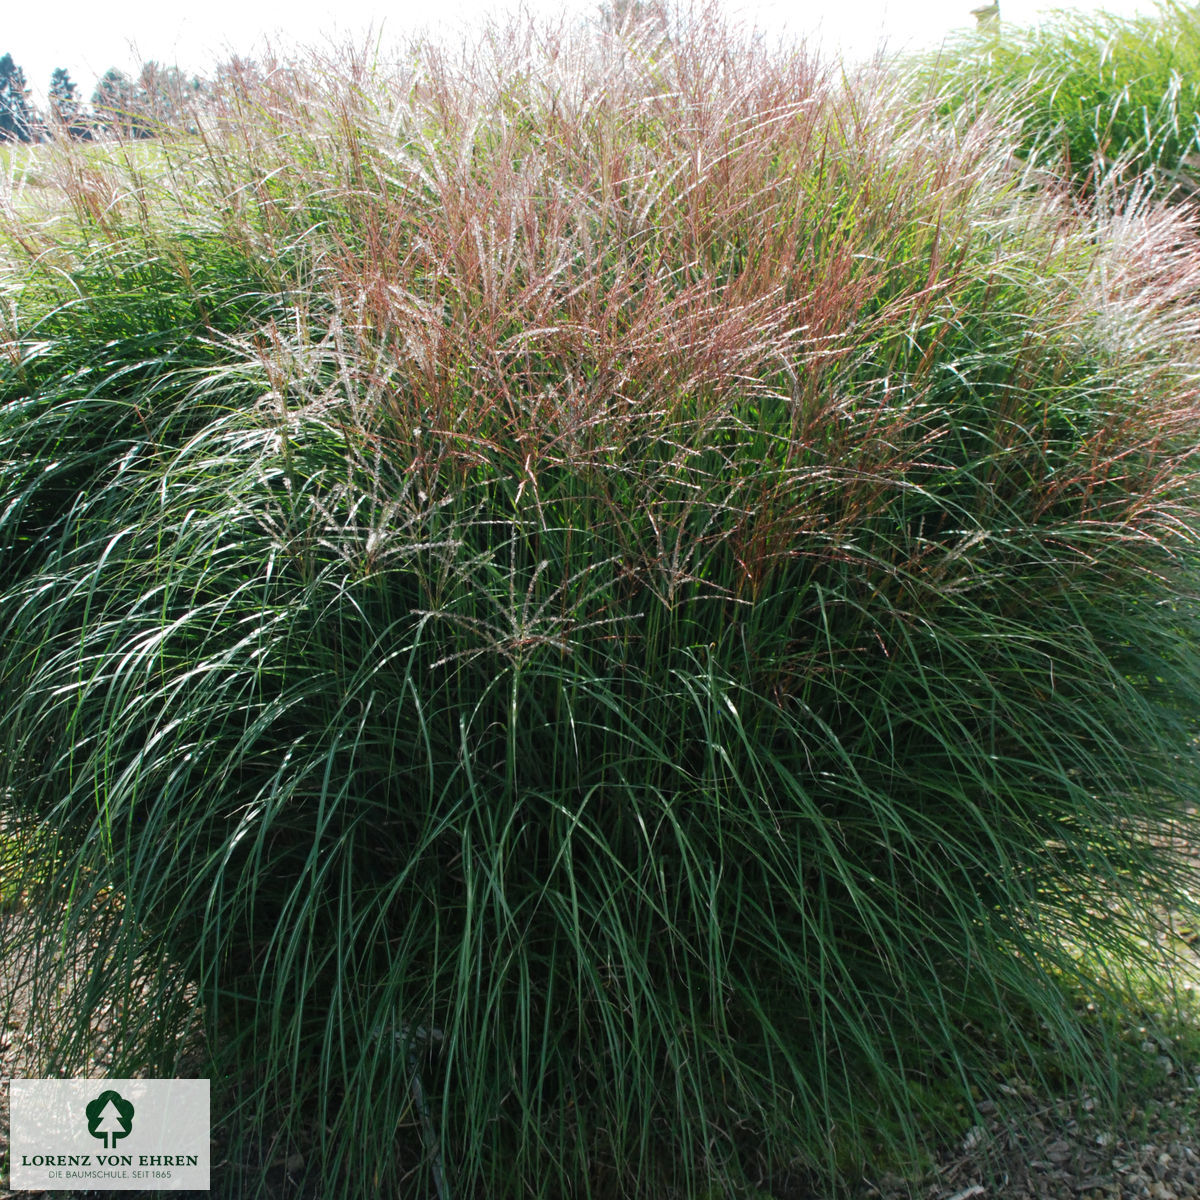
[862, 1081, 1200, 1200]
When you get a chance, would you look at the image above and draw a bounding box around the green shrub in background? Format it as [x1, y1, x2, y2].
[4, 11, 1200, 1197]
[928, 1, 1200, 196]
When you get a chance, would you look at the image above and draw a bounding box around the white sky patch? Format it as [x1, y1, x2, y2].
[2, 0, 1173, 103]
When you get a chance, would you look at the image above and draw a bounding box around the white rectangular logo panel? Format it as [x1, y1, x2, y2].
[9, 1079, 209, 1191]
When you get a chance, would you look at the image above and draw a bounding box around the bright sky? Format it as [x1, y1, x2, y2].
[2, 0, 1171, 103]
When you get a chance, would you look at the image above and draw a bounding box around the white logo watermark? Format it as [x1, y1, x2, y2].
[8, 1079, 209, 1191]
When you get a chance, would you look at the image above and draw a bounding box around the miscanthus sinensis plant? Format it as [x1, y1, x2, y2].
[4, 10, 1200, 1197]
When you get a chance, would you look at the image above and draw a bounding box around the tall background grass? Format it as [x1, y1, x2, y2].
[928, 1, 1200, 196]
[4, 10, 1200, 1197]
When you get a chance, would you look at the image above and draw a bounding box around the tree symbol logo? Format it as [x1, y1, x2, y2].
[85, 1089, 135, 1149]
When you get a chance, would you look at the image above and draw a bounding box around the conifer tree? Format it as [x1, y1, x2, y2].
[91, 68, 140, 137]
[48, 67, 84, 136]
[0, 54, 36, 142]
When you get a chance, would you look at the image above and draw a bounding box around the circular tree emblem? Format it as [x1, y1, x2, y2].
[85, 1089, 134, 1149]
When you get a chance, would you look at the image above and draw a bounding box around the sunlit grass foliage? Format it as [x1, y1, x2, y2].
[927, 1, 1200, 196]
[4, 10, 1200, 1197]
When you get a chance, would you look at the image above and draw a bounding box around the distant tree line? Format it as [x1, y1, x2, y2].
[0, 3, 661, 145]
[0, 52, 214, 141]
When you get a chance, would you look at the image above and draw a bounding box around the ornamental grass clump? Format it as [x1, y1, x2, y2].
[4, 11, 1200, 1198]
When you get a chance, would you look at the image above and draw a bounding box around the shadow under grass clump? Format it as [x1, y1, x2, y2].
[4, 9, 1200, 1198]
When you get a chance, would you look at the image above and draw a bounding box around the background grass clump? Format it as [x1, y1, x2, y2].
[4, 10, 1200, 1198]
[927, 1, 1200, 197]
